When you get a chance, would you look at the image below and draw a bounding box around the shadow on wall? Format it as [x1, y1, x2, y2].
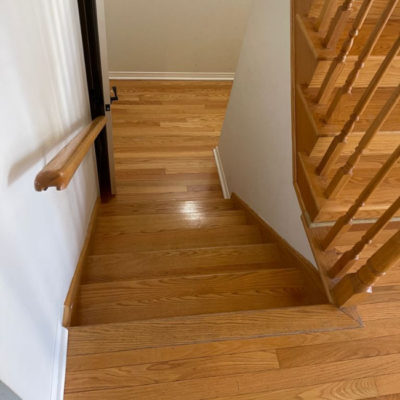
[2, 0, 90, 186]
[0, 382, 22, 400]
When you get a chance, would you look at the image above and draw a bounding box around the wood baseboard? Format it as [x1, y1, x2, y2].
[231, 193, 327, 302]
[109, 71, 235, 81]
[62, 199, 100, 327]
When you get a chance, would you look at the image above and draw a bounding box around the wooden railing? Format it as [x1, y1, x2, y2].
[303, 0, 400, 308]
[316, 0, 375, 104]
[324, 0, 399, 122]
[325, 84, 400, 198]
[35, 116, 107, 191]
[332, 228, 400, 307]
[323, 0, 355, 49]
[316, 35, 400, 176]
[321, 145, 400, 251]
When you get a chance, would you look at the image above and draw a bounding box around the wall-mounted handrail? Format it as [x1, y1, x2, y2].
[323, 0, 355, 49]
[316, 35, 400, 176]
[316, 0, 375, 104]
[325, 84, 400, 199]
[332, 228, 400, 307]
[35, 116, 107, 191]
[321, 145, 400, 250]
[324, 0, 400, 122]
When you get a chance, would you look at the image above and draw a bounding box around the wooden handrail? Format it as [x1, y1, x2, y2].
[324, 0, 400, 122]
[35, 116, 107, 191]
[332, 229, 400, 307]
[316, 35, 400, 176]
[329, 195, 400, 279]
[323, 0, 355, 49]
[321, 145, 400, 250]
[316, 0, 339, 35]
[316, 0, 374, 104]
[325, 84, 400, 199]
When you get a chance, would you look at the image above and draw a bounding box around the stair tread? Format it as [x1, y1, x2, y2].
[98, 198, 236, 217]
[74, 287, 316, 325]
[95, 210, 248, 234]
[304, 87, 400, 136]
[79, 269, 308, 306]
[299, 152, 400, 222]
[68, 305, 360, 356]
[83, 243, 285, 283]
[90, 225, 264, 254]
[303, 17, 399, 59]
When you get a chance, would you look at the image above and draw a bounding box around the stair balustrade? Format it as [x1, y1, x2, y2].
[332, 228, 400, 307]
[316, 0, 375, 104]
[316, 0, 339, 34]
[323, 0, 355, 49]
[316, 35, 400, 176]
[324, 0, 400, 123]
[329, 195, 400, 279]
[321, 145, 400, 250]
[325, 84, 400, 198]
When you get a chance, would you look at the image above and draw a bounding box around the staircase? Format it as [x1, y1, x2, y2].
[63, 81, 360, 398]
[294, 0, 400, 306]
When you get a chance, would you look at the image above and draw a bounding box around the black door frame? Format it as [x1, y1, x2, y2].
[77, 0, 112, 202]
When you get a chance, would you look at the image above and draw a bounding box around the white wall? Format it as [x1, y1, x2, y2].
[0, 1, 98, 399]
[104, 0, 253, 75]
[218, 0, 315, 263]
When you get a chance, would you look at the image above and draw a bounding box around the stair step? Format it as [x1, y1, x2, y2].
[297, 152, 400, 222]
[296, 84, 400, 156]
[95, 210, 248, 234]
[83, 243, 284, 283]
[78, 269, 307, 307]
[90, 225, 264, 254]
[296, 15, 400, 88]
[75, 287, 314, 325]
[68, 305, 361, 356]
[98, 198, 236, 217]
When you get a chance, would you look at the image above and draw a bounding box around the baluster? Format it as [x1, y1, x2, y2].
[323, 0, 355, 49]
[325, 0, 399, 122]
[316, 0, 374, 105]
[329, 196, 400, 279]
[317, 36, 400, 176]
[325, 84, 400, 198]
[316, 0, 339, 34]
[332, 229, 400, 307]
[321, 145, 400, 250]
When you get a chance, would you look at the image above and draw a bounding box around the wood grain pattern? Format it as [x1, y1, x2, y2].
[35, 116, 106, 191]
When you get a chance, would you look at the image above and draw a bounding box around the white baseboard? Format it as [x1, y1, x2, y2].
[109, 71, 235, 81]
[213, 147, 230, 199]
[50, 318, 68, 400]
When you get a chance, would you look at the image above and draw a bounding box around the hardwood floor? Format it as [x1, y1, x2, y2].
[65, 81, 400, 399]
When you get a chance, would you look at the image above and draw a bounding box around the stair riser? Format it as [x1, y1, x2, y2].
[295, 85, 400, 156]
[296, 14, 400, 88]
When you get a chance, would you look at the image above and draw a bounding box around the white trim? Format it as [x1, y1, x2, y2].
[50, 318, 68, 400]
[213, 147, 230, 199]
[109, 71, 235, 81]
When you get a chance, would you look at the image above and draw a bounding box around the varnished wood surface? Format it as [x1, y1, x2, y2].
[35, 116, 106, 191]
[65, 80, 400, 399]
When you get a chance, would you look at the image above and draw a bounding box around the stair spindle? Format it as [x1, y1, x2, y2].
[321, 145, 400, 250]
[316, 0, 374, 105]
[325, 84, 400, 199]
[317, 36, 400, 176]
[316, 0, 339, 34]
[332, 229, 400, 307]
[323, 0, 355, 49]
[329, 196, 400, 279]
[324, 0, 400, 122]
